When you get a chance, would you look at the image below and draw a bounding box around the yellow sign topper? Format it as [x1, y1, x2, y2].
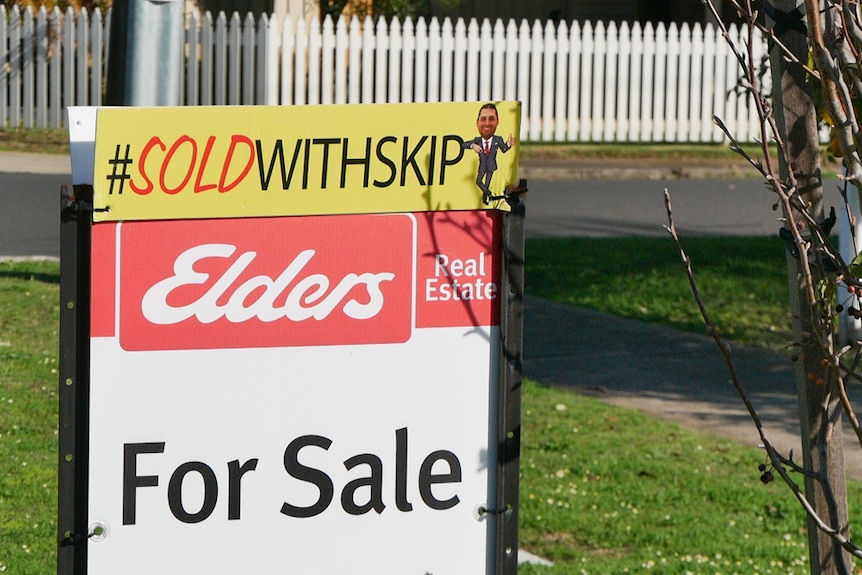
[91, 102, 521, 222]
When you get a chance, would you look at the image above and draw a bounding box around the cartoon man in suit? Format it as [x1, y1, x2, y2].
[464, 103, 515, 204]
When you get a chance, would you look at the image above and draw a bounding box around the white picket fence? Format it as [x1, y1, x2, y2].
[1, 5, 768, 142]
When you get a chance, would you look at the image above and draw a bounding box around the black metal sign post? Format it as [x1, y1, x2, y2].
[496, 200, 525, 574]
[57, 184, 93, 575]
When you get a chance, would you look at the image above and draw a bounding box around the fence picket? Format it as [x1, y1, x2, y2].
[186, 11, 199, 105]
[566, 21, 581, 141]
[374, 17, 387, 102]
[640, 22, 655, 140]
[591, 21, 605, 142]
[227, 13, 241, 104]
[528, 20, 542, 141]
[388, 17, 402, 102]
[307, 15, 321, 104]
[700, 22, 715, 141]
[348, 16, 361, 104]
[200, 12, 213, 105]
[749, 25, 767, 138]
[468, 18, 482, 102]
[75, 9, 88, 109]
[21, 8, 34, 128]
[334, 15, 348, 104]
[35, 8, 47, 128]
[242, 13, 255, 104]
[294, 16, 307, 105]
[414, 18, 428, 103]
[49, 8, 62, 128]
[503, 19, 517, 103]
[578, 21, 593, 142]
[678, 23, 692, 141]
[427, 18, 441, 103]
[628, 21, 642, 141]
[666, 23, 681, 140]
[542, 20, 555, 142]
[440, 18, 454, 102]
[453, 18, 467, 102]
[0, 7, 6, 126]
[213, 13, 227, 104]
[617, 21, 631, 141]
[490, 19, 504, 102]
[264, 14, 278, 105]
[401, 18, 415, 103]
[554, 20, 569, 141]
[603, 21, 619, 141]
[321, 15, 335, 105]
[691, 23, 707, 141]
[255, 14, 267, 105]
[361, 16, 374, 103]
[10, 7, 21, 128]
[653, 23, 669, 141]
[62, 8, 77, 119]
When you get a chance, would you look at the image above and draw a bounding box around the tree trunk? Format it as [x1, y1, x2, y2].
[767, 2, 850, 574]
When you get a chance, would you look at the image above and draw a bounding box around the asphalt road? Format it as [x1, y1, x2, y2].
[1, 172, 69, 259]
[2, 170, 839, 259]
[524, 176, 846, 238]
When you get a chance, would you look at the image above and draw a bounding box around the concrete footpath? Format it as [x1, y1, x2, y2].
[0, 151, 72, 175]
[524, 296, 862, 481]
[4, 150, 859, 481]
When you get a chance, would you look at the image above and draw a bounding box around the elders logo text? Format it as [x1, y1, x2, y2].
[116, 216, 414, 351]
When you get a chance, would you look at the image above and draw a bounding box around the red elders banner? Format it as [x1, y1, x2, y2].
[91, 211, 501, 350]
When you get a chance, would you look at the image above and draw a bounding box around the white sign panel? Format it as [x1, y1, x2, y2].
[84, 211, 505, 574]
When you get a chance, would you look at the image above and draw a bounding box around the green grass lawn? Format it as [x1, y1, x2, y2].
[0, 261, 60, 575]
[518, 379, 819, 574]
[0, 238, 851, 574]
[526, 235, 793, 353]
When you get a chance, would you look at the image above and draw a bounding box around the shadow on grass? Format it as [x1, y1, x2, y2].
[0, 269, 60, 284]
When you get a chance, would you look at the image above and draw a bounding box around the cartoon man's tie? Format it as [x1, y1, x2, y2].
[484, 140, 489, 155]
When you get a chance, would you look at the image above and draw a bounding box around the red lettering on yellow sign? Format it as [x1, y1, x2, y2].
[129, 135, 255, 196]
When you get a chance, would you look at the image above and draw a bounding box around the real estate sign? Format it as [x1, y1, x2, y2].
[58, 102, 524, 575]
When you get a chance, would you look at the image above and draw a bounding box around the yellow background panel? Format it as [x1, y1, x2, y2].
[92, 102, 521, 221]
